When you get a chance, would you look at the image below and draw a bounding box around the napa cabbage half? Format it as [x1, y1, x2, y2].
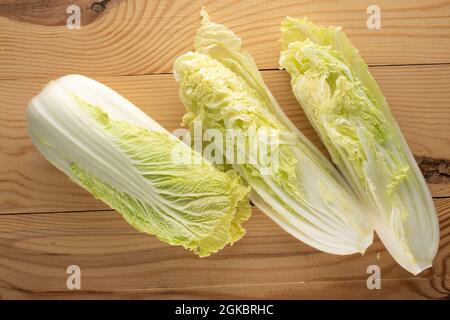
[279, 17, 439, 274]
[174, 10, 373, 255]
[27, 74, 251, 257]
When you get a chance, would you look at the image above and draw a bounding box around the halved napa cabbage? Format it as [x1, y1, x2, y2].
[174, 10, 373, 255]
[27, 74, 251, 257]
[280, 17, 439, 274]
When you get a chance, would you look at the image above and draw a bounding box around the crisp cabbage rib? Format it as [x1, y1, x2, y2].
[279, 17, 439, 274]
[174, 10, 373, 255]
[27, 74, 251, 257]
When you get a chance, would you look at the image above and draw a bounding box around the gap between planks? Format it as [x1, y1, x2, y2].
[2, 195, 449, 216]
[2, 62, 450, 82]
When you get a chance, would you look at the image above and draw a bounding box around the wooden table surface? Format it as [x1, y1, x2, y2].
[0, 0, 449, 299]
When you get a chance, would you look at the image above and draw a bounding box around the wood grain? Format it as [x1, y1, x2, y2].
[1, 279, 448, 299]
[0, 199, 448, 299]
[0, 0, 117, 27]
[1, 0, 450, 79]
[1, 65, 449, 214]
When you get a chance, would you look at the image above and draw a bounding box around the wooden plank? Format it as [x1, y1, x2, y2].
[429, 185, 450, 198]
[0, 1, 106, 27]
[1, 0, 450, 79]
[1, 278, 448, 299]
[1, 65, 449, 214]
[0, 199, 448, 298]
